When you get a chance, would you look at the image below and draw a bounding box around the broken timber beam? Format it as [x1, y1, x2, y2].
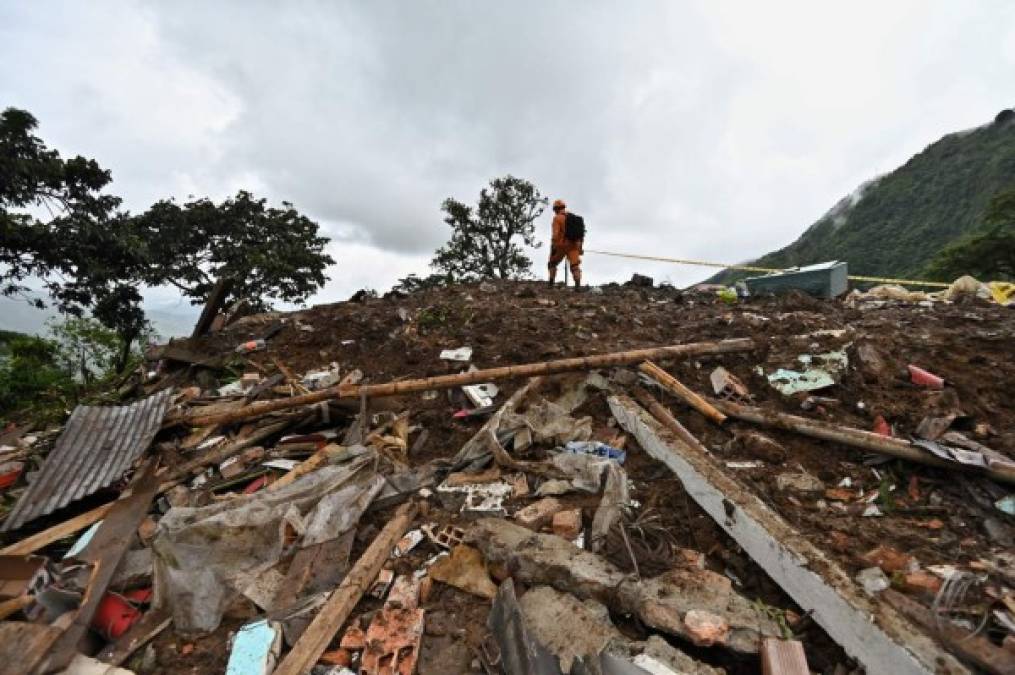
[170, 338, 756, 427]
[190, 277, 232, 339]
[608, 393, 969, 675]
[639, 360, 727, 425]
[711, 399, 1015, 486]
[273, 501, 417, 675]
[30, 460, 161, 674]
[0, 501, 114, 556]
[631, 387, 711, 455]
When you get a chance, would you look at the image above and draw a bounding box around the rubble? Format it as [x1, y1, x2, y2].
[1, 279, 1012, 674]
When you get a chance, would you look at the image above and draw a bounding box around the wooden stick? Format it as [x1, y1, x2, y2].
[632, 387, 713, 456]
[267, 446, 332, 492]
[760, 638, 810, 675]
[711, 399, 1015, 486]
[882, 589, 1014, 675]
[171, 338, 755, 427]
[0, 595, 32, 621]
[274, 501, 417, 675]
[639, 360, 727, 425]
[272, 356, 311, 395]
[0, 502, 114, 556]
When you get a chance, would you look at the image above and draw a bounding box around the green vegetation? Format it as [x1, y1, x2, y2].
[0, 318, 148, 421]
[925, 184, 1015, 281]
[711, 109, 1015, 284]
[2, 107, 333, 373]
[431, 175, 547, 281]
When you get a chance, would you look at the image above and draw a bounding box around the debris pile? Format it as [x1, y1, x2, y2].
[0, 279, 1012, 674]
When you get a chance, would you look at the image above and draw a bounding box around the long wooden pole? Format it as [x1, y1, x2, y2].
[639, 360, 727, 425]
[0, 502, 114, 556]
[711, 399, 1015, 486]
[171, 338, 755, 428]
[274, 501, 417, 675]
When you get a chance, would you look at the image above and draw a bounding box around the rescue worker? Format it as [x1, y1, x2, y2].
[548, 198, 583, 287]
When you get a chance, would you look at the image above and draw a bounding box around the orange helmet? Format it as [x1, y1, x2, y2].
[552, 199, 566, 210]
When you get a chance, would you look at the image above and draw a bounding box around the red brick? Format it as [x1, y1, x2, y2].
[551, 509, 582, 540]
[514, 497, 563, 530]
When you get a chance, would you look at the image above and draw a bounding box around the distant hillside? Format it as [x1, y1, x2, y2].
[711, 108, 1015, 284]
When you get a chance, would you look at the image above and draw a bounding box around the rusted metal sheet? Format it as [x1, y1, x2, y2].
[2, 390, 172, 532]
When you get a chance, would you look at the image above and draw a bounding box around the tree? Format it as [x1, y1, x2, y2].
[1, 107, 150, 367]
[926, 185, 1015, 281]
[430, 175, 547, 281]
[134, 190, 334, 312]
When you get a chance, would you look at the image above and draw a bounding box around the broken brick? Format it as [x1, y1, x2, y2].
[514, 497, 564, 531]
[339, 625, 367, 650]
[824, 488, 856, 502]
[444, 465, 502, 487]
[552, 509, 582, 540]
[319, 648, 352, 667]
[900, 570, 943, 596]
[860, 545, 916, 574]
[682, 609, 730, 647]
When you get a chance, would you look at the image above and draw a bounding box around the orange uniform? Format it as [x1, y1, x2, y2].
[548, 211, 582, 279]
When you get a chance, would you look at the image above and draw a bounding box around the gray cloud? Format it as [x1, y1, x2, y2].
[2, 0, 1014, 318]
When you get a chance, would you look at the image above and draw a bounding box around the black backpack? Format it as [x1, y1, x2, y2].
[564, 212, 586, 241]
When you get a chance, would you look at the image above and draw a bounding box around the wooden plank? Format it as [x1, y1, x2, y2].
[273, 501, 417, 675]
[639, 360, 727, 425]
[712, 398, 1015, 486]
[0, 623, 61, 675]
[96, 608, 171, 666]
[882, 589, 1015, 675]
[0, 502, 114, 556]
[267, 446, 330, 492]
[608, 393, 969, 675]
[631, 387, 712, 455]
[191, 277, 232, 339]
[760, 638, 809, 675]
[170, 338, 757, 427]
[29, 461, 161, 674]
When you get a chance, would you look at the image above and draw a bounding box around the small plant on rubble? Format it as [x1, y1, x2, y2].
[430, 175, 547, 281]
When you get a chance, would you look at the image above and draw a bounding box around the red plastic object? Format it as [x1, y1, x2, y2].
[872, 415, 892, 437]
[243, 475, 268, 494]
[91, 592, 143, 640]
[0, 467, 22, 490]
[908, 365, 944, 389]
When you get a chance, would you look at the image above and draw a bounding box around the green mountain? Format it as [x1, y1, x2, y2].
[710, 108, 1015, 285]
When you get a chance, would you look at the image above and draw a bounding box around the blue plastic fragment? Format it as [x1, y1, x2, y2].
[225, 618, 281, 675]
[563, 440, 626, 464]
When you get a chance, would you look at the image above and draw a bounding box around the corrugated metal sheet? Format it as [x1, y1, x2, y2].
[2, 390, 173, 532]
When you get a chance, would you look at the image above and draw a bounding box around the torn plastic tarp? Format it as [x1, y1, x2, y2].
[152, 455, 383, 634]
[766, 348, 849, 396]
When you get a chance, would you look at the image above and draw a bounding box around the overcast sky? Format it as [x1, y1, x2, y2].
[2, 1, 1014, 333]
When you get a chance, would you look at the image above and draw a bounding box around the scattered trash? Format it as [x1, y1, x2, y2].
[766, 349, 849, 396]
[563, 440, 626, 463]
[872, 415, 892, 437]
[392, 529, 424, 558]
[225, 618, 282, 675]
[235, 338, 267, 354]
[370, 569, 396, 600]
[440, 346, 473, 362]
[428, 544, 497, 599]
[995, 495, 1015, 516]
[908, 365, 945, 389]
[436, 479, 513, 517]
[856, 567, 890, 595]
[775, 473, 824, 493]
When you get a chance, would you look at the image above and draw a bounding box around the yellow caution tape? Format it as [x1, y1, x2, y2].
[584, 249, 952, 289]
